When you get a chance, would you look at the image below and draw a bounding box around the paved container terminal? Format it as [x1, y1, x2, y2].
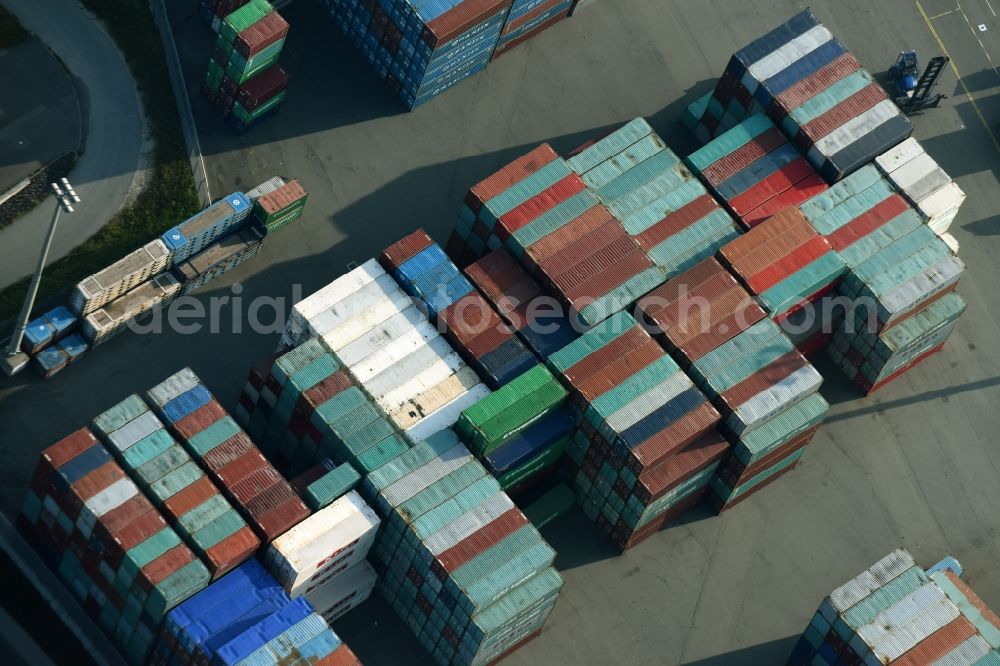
[1, 0, 999, 663]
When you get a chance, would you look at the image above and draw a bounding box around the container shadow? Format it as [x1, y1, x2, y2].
[680, 636, 799, 665]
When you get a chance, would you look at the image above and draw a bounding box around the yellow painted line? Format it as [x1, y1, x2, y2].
[928, 8, 957, 19]
[916, 0, 1000, 156]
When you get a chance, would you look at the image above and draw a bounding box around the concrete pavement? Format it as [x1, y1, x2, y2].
[0, 0, 998, 664]
[0, 0, 143, 289]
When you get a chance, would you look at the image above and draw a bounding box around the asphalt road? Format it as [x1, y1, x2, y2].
[0, 0, 143, 290]
[1, 0, 999, 664]
[0, 38, 81, 193]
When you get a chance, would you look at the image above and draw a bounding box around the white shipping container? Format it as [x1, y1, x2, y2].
[336, 306, 426, 367]
[875, 137, 923, 174]
[147, 368, 200, 408]
[810, 100, 901, 160]
[351, 322, 440, 383]
[265, 491, 380, 594]
[390, 366, 484, 430]
[108, 412, 163, 452]
[376, 351, 466, 412]
[405, 384, 491, 443]
[604, 371, 691, 435]
[315, 287, 412, 351]
[292, 259, 385, 323]
[727, 366, 823, 434]
[918, 182, 966, 229]
[365, 336, 459, 400]
[380, 443, 475, 509]
[303, 560, 377, 621]
[745, 26, 834, 92]
[828, 549, 916, 614]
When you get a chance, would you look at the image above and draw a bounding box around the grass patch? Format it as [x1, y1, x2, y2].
[0, 0, 199, 324]
[0, 6, 31, 49]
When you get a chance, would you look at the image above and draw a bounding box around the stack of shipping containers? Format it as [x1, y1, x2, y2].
[91, 395, 259, 579]
[236, 340, 412, 478]
[567, 119, 743, 275]
[686, 114, 828, 229]
[788, 549, 1000, 665]
[636, 258, 829, 512]
[551, 312, 728, 549]
[19, 430, 211, 663]
[362, 428, 564, 665]
[320, 0, 511, 108]
[251, 179, 309, 235]
[264, 491, 380, 622]
[204, 0, 290, 132]
[146, 369, 310, 541]
[463, 249, 580, 358]
[717, 206, 846, 328]
[454, 364, 572, 498]
[689, 9, 912, 183]
[875, 137, 966, 243]
[151, 560, 364, 665]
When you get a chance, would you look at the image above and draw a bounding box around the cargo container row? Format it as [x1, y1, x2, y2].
[549, 311, 729, 549]
[235, 339, 413, 479]
[361, 428, 564, 665]
[787, 549, 1000, 666]
[91, 395, 259, 579]
[636, 258, 829, 512]
[152, 560, 363, 665]
[717, 205, 846, 327]
[450, 140, 667, 325]
[203, 0, 290, 132]
[567, 118, 743, 274]
[282, 259, 490, 441]
[696, 9, 913, 182]
[686, 114, 828, 229]
[146, 368, 310, 542]
[19, 429, 211, 664]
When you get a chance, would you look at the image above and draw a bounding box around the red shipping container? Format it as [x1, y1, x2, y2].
[427, 0, 512, 48]
[800, 83, 888, 144]
[205, 526, 260, 576]
[524, 203, 615, 269]
[465, 144, 559, 215]
[381, 229, 434, 271]
[728, 157, 814, 217]
[825, 194, 909, 251]
[491, 9, 568, 59]
[237, 64, 289, 111]
[634, 194, 720, 253]
[702, 128, 787, 185]
[174, 401, 227, 440]
[774, 53, 862, 112]
[741, 174, 828, 229]
[497, 173, 587, 240]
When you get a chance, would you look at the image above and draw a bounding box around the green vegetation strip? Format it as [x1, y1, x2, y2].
[0, 0, 199, 323]
[0, 6, 31, 49]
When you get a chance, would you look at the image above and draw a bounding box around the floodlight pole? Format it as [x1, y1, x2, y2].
[2, 179, 80, 376]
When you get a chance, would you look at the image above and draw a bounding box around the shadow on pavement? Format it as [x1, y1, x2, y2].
[681, 636, 799, 665]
